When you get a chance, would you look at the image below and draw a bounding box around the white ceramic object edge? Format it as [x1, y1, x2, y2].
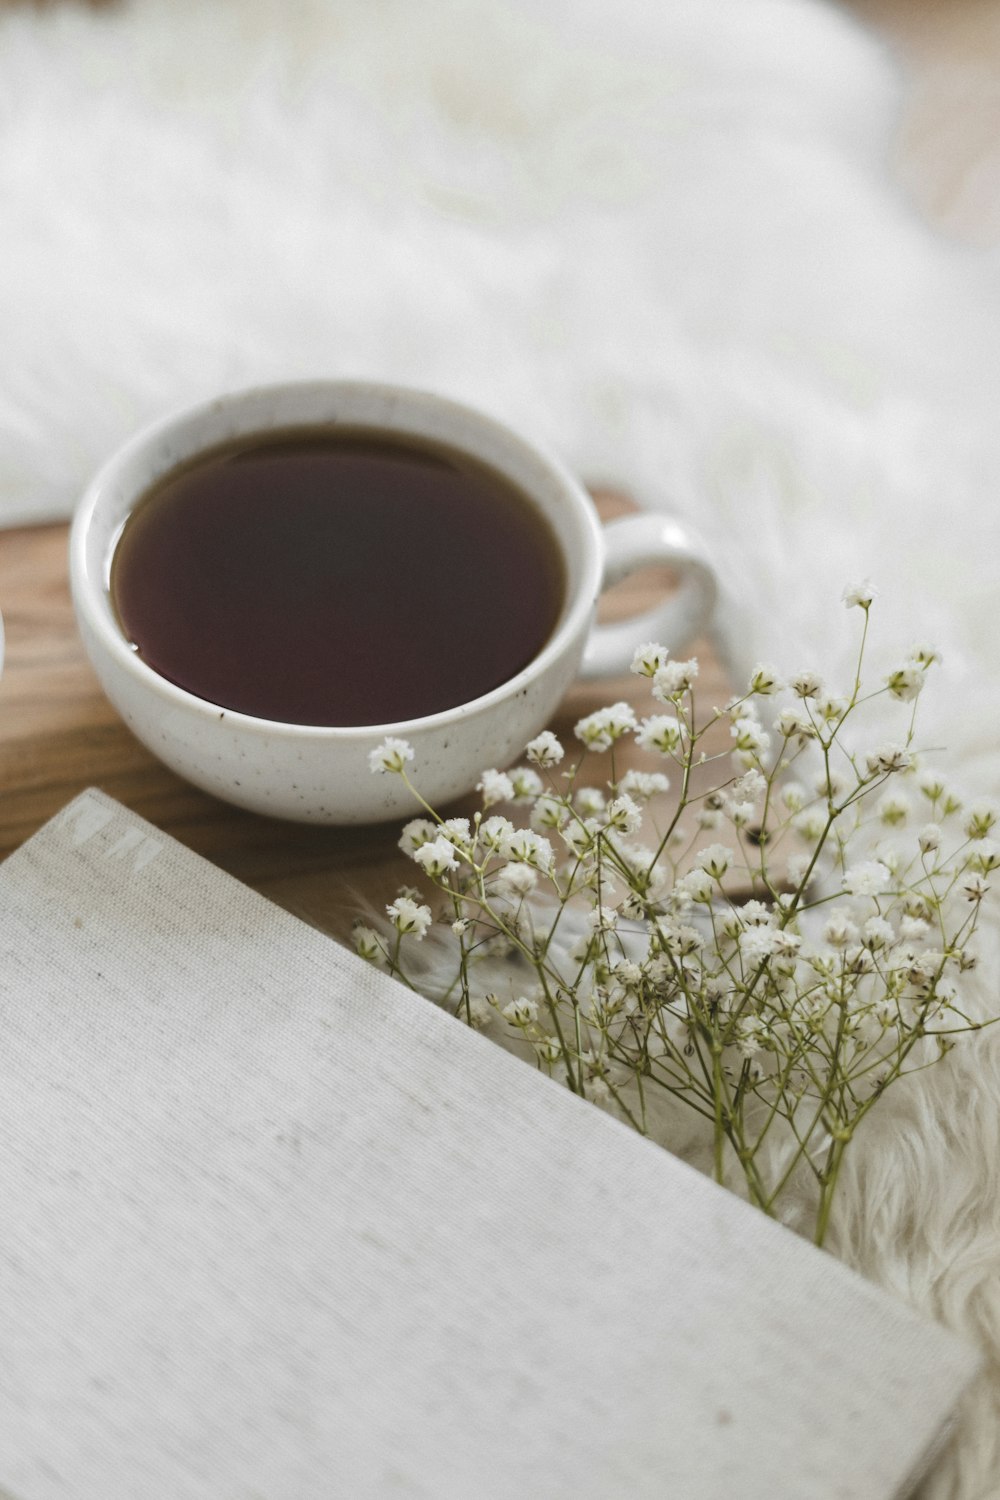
[70, 381, 716, 824]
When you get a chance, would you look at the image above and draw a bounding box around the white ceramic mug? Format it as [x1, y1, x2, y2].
[70, 380, 716, 824]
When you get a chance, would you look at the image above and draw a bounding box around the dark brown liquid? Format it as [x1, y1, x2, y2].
[110, 426, 565, 726]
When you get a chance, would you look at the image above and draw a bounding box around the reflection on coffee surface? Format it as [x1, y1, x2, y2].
[110, 426, 566, 727]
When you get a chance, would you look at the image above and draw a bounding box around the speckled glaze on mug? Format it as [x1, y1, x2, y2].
[70, 381, 716, 824]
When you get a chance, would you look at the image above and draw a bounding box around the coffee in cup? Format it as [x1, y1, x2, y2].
[71, 381, 716, 824]
[110, 425, 566, 729]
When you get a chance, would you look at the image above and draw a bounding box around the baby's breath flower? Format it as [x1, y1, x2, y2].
[466, 998, 493, 1029]
[732, 769, 767, 804]
[966, 804, 998, 840]
[368, 736, 415, 774]
[968, 840, 1000, 875]
[843, 579, 876, 609]
[775, 705, 816, 742]
[815, 694, 847, 724]
[866, 743, 912, 777]
[794, 809, 827, 842]
[636, 714, 685, 754]
[480, 814, 515, 851]
[531, 793, 569, 831]
[652, 659, 698, 700]
[873, 998, 897, 1028]
[675, 868, 715, 904]
[525, 730, 564, 768]
[695, 843, 733, 880]
[731, 716, 770, 755]
[501, 996, 539, 1028]
[588, 1077, 613, 1106]
[749, 663, 781, 695]
[477, 768, 514, 808]
[886, 665, 925, 702]
[725, 800, 755, 827]
[412, 836, 461, 877]
[574, 786, 607, 817]
[372, 604, 998, 1251]
[398, 817, 437, 855]
[790, 671, 823, 700]
[575, 703, 637, 751]
[494, 862, 539, 900]
[739, 926, 784, 962]
[842, 860, 892, 897]
[562, 820, 597, 858]
[617, 841, 665, 887]
[534, 1034, 563, 1065]
[618, 768, 670, 802]
[844, 944, 875, 976]
[823, 910, 859, 948]
[917, 769, 947, 801]
[597, 984, 634, 1020]
[877, 792, 910, 827]
[663, 924, 704, 957]
[630, 642, 670, 677]
[440, 817, 473, 850]
[352, 923, 387, 962]
[917, 823, 942, 854]
[505, 828, 554, 871]
[862, 915, 895, 950]
[386, 896, 432, 939]
[907, 643, 941, 669]
[604, 794, 642, 836]
[509, 765, 544, 800]
[738, 900, 775, 928]
[613, 959, 644, 990]
[736, 1019, 764, 1058]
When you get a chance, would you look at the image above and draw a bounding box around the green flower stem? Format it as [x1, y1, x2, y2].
[814, 1136, 849, 1246]
[711, 1042, 727, 1185]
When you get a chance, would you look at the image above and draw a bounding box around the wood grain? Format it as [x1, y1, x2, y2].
[0, 498, 729, 942]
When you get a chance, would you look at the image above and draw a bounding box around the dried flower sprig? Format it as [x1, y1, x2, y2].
[358, 589, 997, 1245]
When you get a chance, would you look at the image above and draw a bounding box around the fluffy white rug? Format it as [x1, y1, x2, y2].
[4, 0, 1000, 1491]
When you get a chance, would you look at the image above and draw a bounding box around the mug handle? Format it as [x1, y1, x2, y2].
[581, 512, 717, 679]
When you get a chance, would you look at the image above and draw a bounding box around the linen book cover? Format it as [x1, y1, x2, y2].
[0, 789, 979, 1499]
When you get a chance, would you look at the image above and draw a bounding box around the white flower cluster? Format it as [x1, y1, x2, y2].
[359, 597, 996, 1244]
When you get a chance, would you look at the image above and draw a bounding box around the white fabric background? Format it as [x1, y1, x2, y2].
[2, 0, 999, 758]
[4, 1, 1000, 1493]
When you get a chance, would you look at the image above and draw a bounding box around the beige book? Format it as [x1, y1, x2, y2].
[0, 789, 978, 1499]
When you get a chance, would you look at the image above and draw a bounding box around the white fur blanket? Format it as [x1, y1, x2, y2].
[4, 1, 1000, 1492]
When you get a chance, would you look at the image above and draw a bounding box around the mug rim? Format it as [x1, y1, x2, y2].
[69, 378, 605, 741]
